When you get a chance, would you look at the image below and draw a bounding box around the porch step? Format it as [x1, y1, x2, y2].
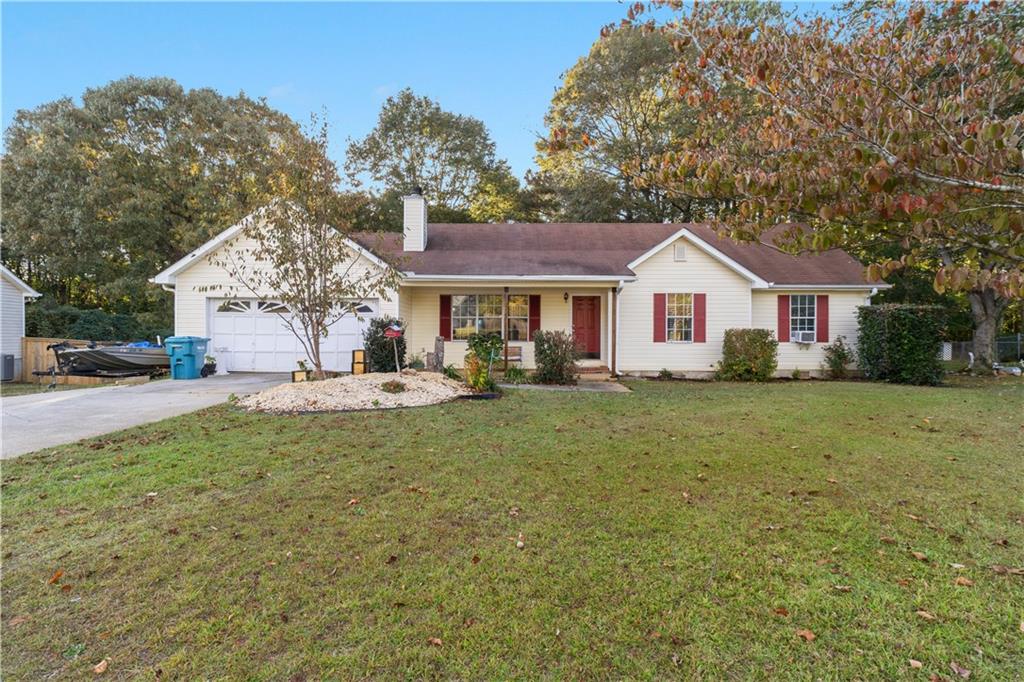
[578, 365, 612, 381]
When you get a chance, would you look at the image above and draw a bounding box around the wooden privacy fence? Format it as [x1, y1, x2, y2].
[20, 337, 95, 382]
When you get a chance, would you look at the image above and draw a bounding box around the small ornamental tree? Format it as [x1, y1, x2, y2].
[208, 117, 398, 378]
[625, 0, 1024, 366]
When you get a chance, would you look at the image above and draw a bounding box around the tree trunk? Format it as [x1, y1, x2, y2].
[310, 323, 325, 379]
[966, 287, 1007, 368]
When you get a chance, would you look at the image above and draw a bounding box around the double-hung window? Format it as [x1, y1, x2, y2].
[506, 295, 530, 341]
[451, 294, 503, 340]
[666, 293, 693, 342]
[790, 294, 816, 340]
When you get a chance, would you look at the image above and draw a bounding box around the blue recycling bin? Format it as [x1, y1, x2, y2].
[165, 336, 209, 380]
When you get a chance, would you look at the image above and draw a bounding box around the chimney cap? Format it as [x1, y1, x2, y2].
[410, 185, 423, 196]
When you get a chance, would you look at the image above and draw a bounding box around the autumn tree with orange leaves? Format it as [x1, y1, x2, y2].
[623, 0, 1024, 365]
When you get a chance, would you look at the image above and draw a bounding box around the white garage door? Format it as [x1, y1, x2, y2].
[209, 298, 377, 372]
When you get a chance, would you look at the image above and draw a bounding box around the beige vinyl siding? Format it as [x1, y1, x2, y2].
[1, 277, 28, 366]
[752, 290, 870, 375]
[617, 237, 752, 376]
[171, 235, 398, 337]
[402, 285, 610, 369]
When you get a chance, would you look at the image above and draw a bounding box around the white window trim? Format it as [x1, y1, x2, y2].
[665, 292, 694, 344]
[789, 294, 817, 342]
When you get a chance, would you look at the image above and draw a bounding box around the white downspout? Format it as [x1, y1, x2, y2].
[614, 281, 624, 376]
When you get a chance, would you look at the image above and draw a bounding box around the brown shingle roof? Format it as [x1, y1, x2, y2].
[352, 223, 877, 286]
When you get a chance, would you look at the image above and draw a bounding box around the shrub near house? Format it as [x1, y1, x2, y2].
[716, 329, 778, 382]
[857, 304, 945, 385]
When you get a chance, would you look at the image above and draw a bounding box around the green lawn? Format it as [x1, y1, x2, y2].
[2, 379, 1022, 679]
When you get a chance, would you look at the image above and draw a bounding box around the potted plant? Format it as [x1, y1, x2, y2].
[200, 355, 218, 378]
[292, 359, 312, 383]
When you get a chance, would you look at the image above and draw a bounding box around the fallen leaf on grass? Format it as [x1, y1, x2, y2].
[916, 610, 937, 621]
[471, 555, 481, 565]
[953, 576, 974, 587]
[8, 615, 29, 627]
[880, 536, 897, 544]
[61, 584, 73, 592]
[795, 629, 816, 642]
[427, 637, 442, 647]
[385, 555, 398, 565]
[950, 661, 971, 678]
[774, 607, 789, 617]
[990, 565, 1024, 576]
[907, 514, 924, 522]
[827, 478, 838, 484]
[347, 498, 359, 506]
[909, 659, 923, 669]
[993, 538, 1009, 547]
[93, 659, 109, 674]
[911, 551, 929, 562]
[832, 585, 852, 592]
[48, 569, 64, 585]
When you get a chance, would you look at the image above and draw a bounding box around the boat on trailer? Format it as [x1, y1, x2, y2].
[52, 341, 169, 376]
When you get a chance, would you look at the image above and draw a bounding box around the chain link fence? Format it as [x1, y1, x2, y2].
[945, 334, 1023, 363]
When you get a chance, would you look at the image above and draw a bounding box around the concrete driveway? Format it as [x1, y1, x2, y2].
[1, 373, 287, 459]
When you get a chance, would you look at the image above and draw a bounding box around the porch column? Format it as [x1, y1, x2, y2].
[609, 287, 616, 374]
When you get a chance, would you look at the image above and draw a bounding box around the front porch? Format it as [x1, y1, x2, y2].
[397, 281, 621, 372]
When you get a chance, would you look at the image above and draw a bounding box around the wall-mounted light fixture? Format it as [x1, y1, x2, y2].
[563, 292, 569, 302]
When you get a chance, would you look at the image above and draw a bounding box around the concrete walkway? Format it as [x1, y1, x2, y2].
[1, 373, 287, 459]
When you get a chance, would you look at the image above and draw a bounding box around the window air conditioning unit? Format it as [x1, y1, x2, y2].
[793, 331, 816, 344]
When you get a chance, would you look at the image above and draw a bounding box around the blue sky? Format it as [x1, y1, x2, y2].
[2, 2, 638, 179]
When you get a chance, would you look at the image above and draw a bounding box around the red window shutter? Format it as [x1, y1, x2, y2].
[777, 295, 790, 342]
[528, 294, 541, 339]
[693, 293, 707, 343]
[653, 293, 666, 343]
[439, 294, 452, 341]
[816, 295, 829, 342]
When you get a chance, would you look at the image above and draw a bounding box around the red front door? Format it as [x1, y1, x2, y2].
[572, 296, 601, 359]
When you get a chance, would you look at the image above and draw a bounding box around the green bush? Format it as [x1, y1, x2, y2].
[822, 335, 857, 379]
[379, 380, 406, 394]
[363, 316, 406, 372]
[716, 329, 778, 382]
[857, 305, 945, 385]
[533, 330, 579, 385]
[503, 365, 529, 384]
[26, 301, 171, 341]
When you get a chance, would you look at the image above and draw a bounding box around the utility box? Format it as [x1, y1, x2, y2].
[1, 354, 13, 382]
[164, 336, 209, 380]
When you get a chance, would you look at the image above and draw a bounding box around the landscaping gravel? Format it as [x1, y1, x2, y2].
[237, 370, 470, 413]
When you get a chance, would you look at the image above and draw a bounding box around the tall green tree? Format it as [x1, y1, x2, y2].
[536, 26, 697, 222]
[1, 76, 305, 322]
[629, 0, 1024, 365]
[345, 89, 529, 227]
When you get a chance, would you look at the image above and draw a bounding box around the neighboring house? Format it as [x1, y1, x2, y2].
[1, 264, 42, 381]
[152, 191, 887, 377]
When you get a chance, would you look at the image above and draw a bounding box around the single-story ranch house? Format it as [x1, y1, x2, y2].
[152, 191, 887, 377]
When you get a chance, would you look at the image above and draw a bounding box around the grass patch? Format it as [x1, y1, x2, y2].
[2, 379, 1022, 679]
[0, 382, 92, 397]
